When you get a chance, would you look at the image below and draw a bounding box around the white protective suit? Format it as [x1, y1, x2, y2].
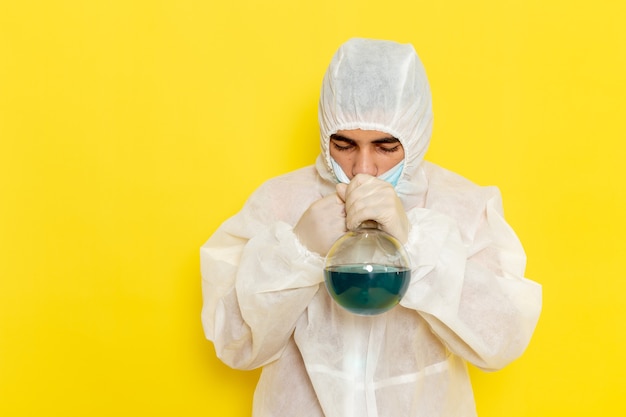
[201, 38, 542, 417]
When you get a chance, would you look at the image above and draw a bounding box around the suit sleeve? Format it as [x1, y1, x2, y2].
[201, 186, 325, 370]
[400, 189, 542, 370]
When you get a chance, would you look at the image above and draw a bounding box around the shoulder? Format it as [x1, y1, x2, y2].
[423, 161, 501, 202]
[243, 165, 322, 225]
[421, 161, 503, 231]
[253, 166, 320, 203]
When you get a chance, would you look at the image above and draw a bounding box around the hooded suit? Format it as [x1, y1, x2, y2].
[201, 38, 541, 417]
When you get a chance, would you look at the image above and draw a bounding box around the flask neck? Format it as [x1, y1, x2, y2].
[359, 220, 380, 230]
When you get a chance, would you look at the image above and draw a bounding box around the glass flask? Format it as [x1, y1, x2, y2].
[324, 220, 411, 315]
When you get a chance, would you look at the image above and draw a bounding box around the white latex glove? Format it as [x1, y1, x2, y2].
[336, 174, 410, 243]
[294, 193, 347, 256]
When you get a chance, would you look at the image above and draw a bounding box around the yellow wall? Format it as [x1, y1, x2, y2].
[1, 1, 625, 415]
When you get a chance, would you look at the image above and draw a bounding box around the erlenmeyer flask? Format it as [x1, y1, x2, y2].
[324, 220, 411, 315]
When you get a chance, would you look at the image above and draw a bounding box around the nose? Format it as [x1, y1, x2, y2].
[352, 149, 377, 177]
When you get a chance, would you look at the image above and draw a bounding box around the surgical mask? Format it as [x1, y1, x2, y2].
[331, 158, 404, 187]
[378, 160, 404, 187]
[330, 158, 351, 184]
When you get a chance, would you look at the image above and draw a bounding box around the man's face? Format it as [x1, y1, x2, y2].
[329, 129, 405, 180]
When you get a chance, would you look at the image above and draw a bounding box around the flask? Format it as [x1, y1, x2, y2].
[324, 220, 411, 315]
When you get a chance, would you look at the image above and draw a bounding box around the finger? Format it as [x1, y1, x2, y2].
[344, 174, 374, 209]
[345, 176, 390, 214]
[335, 183, 347, 202]
[346, 173, 376, 195]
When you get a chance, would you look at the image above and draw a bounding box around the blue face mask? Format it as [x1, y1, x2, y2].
[330, 158, 404, 187]
[377, 160, 404, 187]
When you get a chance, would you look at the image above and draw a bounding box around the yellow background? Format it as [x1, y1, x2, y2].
[1, 0, 625, 415]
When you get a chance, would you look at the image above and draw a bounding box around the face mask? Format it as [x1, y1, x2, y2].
[378, 160, 404, 187]
[330, 158, 404, 187]
[330, 158, 351, 184]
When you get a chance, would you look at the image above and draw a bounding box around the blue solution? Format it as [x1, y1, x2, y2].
[324, 264, 411, 315]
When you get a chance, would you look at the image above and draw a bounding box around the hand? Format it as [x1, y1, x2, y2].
[336, 174, 409, 243]
[294, 193, 347, 256]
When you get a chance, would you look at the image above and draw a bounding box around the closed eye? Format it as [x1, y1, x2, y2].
[378, 144, 401, 153]
[373, 138, 402, 153]
[330, 135, 356, 151]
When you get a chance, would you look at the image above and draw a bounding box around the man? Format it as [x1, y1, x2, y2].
[201, 37, 542, 417]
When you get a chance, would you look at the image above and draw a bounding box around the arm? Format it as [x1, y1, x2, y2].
[201, 182, 326, 370]
[400, 191, 542, 370]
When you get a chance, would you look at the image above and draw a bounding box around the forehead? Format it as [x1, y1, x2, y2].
[333, 129, 398, 142]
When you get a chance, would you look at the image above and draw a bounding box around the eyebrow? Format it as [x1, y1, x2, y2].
[330, 134, 400, 145]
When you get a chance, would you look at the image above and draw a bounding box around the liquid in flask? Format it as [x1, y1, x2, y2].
[324, 221, 411, 315]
